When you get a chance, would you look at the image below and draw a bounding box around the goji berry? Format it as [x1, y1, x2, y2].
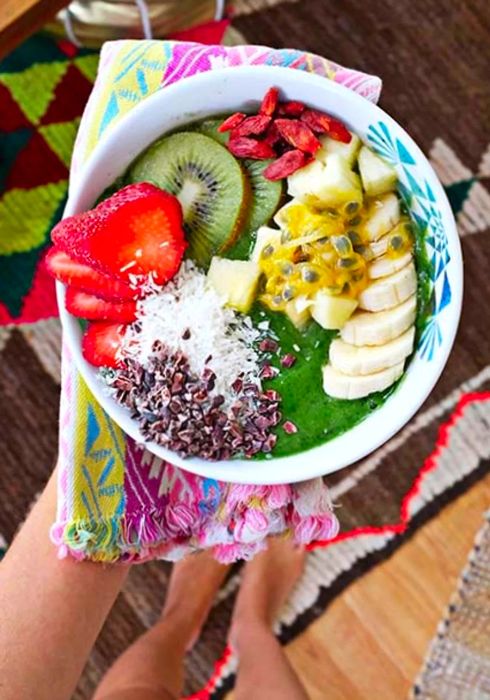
[263, 120, 281, 147]
[326, 118, 352, 144]
[278, 100, 305, 117]
[231, 114, 271, 137]
[228, 137, 276, 159]
[259, 87, 279, 116]
[263, 149, 308, 180]
[274, 119, 321, 154]
[300, 109, 351, 143]
[218, 112, 246, 133]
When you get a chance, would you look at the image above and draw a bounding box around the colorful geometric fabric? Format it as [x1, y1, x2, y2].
[0, 35, 98, 324]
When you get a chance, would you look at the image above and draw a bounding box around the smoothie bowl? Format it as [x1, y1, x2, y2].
[49, 66, 462, 484]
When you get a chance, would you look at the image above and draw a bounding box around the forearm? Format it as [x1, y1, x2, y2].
[0, 469, 129, 700]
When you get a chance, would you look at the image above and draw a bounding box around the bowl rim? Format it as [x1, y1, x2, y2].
[59, 65, 463, 484]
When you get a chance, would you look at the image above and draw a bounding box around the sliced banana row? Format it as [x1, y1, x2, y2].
[322, 257, 417, 399]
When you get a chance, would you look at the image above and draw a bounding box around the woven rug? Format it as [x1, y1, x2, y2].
[0, 0, 489, 697]
[412, 512, 490, 699]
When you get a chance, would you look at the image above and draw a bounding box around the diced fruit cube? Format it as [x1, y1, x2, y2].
[207, 257, 261, 314]
[316, 132, 361, 167]
[311, 291, 358, 330]
[251, 226, 283, 262]
[361, 193, 400, 242]
[358, 146, 398, 197]
[288, 155, 363, 210]
[285, 296, 311, 329]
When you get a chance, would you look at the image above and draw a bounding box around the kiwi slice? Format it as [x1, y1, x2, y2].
[188, 118, 285, 259]
[128, 132, 249, 269]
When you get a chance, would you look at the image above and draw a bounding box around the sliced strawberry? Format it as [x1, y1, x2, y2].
[51, 183, 186, 286]
[66, 287, 137, 323]
[45, 248, 136, 301]
[82, 321, 127, 368]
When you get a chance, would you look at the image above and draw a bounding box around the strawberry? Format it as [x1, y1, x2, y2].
[45, 248, 136, 301]
[82, 321, 127, 368]
[66, 287, 137, 323]
[51, 183, 186, 286]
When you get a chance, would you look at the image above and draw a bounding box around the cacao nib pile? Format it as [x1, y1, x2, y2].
[111, 341, 281, 460]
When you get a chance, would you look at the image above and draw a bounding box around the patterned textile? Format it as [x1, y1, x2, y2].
[413, 512, 490, 699]
[52, 39, 381, 564]
[0, 35, 99, 324]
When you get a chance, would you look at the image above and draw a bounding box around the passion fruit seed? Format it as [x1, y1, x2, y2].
[337, 256, 356, 268]
[281, 262, 293, 275]
[283, 286, 296, 301]
[348, 215, 362, 226]
[262, 244, 275, 258]
[389, 234, 404, 251]
[317, 236, 328, 244]
[332, 235, 353, 257]
[356, 244, 374, 261]
[347, 230, 362, 246]
[345, 201, 360, 215]
[272, 294, 283, 306]
[281, 230, 291, 243]
[302, 267, 319, 283]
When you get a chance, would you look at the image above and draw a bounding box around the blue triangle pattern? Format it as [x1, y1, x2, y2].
[425, 180, 436, 202]
[405, 168, 426, 199]
[85, 404, 101, 456]
[438, 271, 452, 312]
[396, 138, 416, 165]
[98, 92, 119, 137]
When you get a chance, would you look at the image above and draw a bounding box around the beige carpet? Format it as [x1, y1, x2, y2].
[413, 512, 490, 699]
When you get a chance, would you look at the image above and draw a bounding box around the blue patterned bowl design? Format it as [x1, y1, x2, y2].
[367, 122, 452, 361]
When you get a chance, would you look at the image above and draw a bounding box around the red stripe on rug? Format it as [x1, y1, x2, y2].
[308, 391, 490, 550]
[185, 644, 233, 700]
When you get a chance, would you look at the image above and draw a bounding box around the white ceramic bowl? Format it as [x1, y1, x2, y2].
[59, 65, 463, 484]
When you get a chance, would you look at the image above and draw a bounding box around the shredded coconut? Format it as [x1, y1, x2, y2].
[121, 261, 262, 398]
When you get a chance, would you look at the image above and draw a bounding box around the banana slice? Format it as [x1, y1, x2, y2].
[362, 193, 400, 241]
[329, 326, 415, 376]
[323, 361, 405, 399]
[359, 262, 417, 312]
[368, 251, 413, 279]
[340, 295, 417, 346]
[369, 234, 390, 258]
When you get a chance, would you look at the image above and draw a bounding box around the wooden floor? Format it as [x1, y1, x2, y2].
[230, 473, 490, 700]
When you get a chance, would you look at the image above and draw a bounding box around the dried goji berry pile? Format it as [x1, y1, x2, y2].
[218, 87, 352, 181]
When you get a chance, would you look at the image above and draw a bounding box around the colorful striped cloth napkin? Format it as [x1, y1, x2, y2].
[51, 39, 382, 564]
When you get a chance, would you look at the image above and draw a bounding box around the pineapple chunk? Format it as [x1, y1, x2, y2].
[251, 226, 282, 263]
[285, 297, 311, 329]
[316, 132, 361, 167]
[311, 291, 358, 330]
[288, 155, 363, 210]
[207, 257, 261, 314]
[358, 146, 397, 197]
[361, 193, 400, 242]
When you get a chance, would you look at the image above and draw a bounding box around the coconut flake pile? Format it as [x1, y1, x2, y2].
[120, 261, 262, 397]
